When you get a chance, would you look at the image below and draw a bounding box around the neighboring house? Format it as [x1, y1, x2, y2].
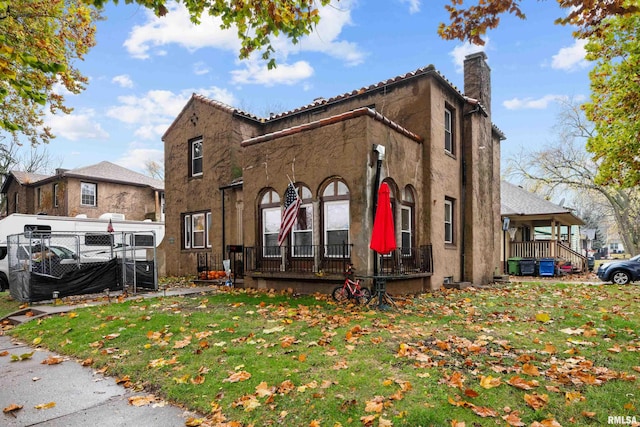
[501, 181, 587, 271]
[162, 52, 505, 293]
[1, 161, 165, 222]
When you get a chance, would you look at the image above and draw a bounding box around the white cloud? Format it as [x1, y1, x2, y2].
[112, 74, 134, 88]
[106, 86, 237, 139]
[231, 60, 314, 86]
[399, 0, 421, 14]
[123, 2, 241, 59]
[503, 94, 565, 110]
[551, 39, 588, 71]
[450, 39, 489, 73]
[115, 146, 164, 173]
[193, 61, 210, 75]
[124, 0, 364, 86]
[45, 109, 109, 141]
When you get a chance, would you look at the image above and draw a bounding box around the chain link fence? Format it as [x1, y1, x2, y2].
[7, 230, 158, 302]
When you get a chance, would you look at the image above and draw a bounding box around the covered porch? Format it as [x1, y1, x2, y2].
[501, 182, 587, 275]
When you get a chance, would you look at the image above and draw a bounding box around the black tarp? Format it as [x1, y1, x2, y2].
[122, 261, 156, 290]
[11, 259, 120, 302]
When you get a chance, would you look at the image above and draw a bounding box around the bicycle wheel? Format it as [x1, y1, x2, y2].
[356, 287, 372, 305]
[332, 286, 350, 302]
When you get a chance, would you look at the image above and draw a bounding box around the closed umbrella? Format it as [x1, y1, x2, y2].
[370, 182, 396, 255]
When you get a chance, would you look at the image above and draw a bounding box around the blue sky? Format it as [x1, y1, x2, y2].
[40, 0, 592, 175]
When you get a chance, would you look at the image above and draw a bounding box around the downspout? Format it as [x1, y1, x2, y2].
[221, 188, 226, 257]
[372, 144, 386, 277]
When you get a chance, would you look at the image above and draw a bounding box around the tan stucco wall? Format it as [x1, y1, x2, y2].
[162, 54, 501, 291]
[161, 98, 258, 276]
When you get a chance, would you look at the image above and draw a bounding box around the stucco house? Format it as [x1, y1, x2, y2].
[162, 52, 505, 293]
[1, 161, 165, 222]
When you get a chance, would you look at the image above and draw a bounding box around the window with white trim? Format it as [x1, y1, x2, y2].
[260, 189, 280, 257]
[322, 180, 350, 257]
[53, 184, 59, 208]
[292, 185, 313, 257]
[445, 198, 454, 244]
[182, 211, 210, 249]
[190, 138, 203, 177]
[81, 182, 96, 206]
[206, 212, 212, 248]
[444, 107, 453, 154]
[401, 187, 415, 255]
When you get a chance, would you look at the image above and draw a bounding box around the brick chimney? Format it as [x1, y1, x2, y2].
[463, 52, 491, 115]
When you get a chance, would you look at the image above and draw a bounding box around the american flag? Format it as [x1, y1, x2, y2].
[277, 183, 301, 246]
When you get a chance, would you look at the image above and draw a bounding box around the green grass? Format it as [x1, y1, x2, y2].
[0, 291, 23, 319]
[7, 283, 640, 426]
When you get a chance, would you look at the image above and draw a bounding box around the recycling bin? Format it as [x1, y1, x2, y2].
[538, 258, 555, 277]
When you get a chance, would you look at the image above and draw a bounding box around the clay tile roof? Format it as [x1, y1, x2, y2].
[65, 161, 164, 190]
[242, 107, 423, 147]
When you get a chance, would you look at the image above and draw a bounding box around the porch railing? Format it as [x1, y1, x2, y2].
[509, 240, 587, 272]
[244, 244, 433, 276]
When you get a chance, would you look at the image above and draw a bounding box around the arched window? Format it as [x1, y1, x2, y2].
[260, 189, 280, 257]
[322, 179, 350, 257]
[292, 185, 313, 257]
[401, 186, 415, 255]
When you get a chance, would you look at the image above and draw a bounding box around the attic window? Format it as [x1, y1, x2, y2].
[190, 137, 203, 177]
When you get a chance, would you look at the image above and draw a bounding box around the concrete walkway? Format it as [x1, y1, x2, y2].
[0, 285, 219, 426]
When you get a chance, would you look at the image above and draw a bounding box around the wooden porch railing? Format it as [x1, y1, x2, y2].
[509, 240, 587, 272]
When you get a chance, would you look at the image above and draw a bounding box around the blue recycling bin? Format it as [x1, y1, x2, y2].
[538, 258, 555, 277]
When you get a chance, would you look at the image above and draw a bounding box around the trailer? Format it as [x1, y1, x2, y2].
[0, 213, 164, 293]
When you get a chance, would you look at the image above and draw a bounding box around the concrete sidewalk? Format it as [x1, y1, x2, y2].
[0, 285, 220, 426]
[0, 334, 201, 426]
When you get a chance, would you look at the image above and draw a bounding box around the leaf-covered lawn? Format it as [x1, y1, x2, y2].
[7, 282, 640, 426]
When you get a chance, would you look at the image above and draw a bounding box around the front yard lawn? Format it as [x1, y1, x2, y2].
[7, 281, 640, 426]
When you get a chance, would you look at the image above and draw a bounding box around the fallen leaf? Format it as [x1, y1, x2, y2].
[502, 411, 525, 426]
[222, 371, 251, 383]
[479, 375, 501, 389]
[34, 402, 56, 410]
[3, 403, 23, 413]
[524, 393, 549, 410]
[128, 395, 156, 406]
[535, 313, 550, 323]
[41, 356, 64, 365]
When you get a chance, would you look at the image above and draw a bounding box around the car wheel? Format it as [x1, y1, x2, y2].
[610, 270, 630, 285]
[0, 273, 8, 292]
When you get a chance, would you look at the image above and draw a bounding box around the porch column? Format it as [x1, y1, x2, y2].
[551, 220, 556, 257]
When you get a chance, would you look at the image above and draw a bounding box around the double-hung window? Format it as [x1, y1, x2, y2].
[260, 190, 281, 257]
[401, 187, 415, 255]
[444, 107, 453, 154]
[444, 198, 454, 244]
[292, 186, 313, 257]
[81, 182, 97, 206]
[322, 180, 350, 257]
[190, 137, 203, 177]
[183, 211, 209, 249]
[53, 184, 59, 208]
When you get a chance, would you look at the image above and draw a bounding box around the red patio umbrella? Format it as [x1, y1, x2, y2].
[370, 182, 397, 255]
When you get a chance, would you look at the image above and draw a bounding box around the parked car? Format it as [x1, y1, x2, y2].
[596, 254, 640, 285]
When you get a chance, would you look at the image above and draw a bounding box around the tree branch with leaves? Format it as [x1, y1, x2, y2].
[505, 100, 640, 255]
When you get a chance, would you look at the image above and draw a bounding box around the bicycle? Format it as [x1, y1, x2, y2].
[331, 264, 372, 305]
